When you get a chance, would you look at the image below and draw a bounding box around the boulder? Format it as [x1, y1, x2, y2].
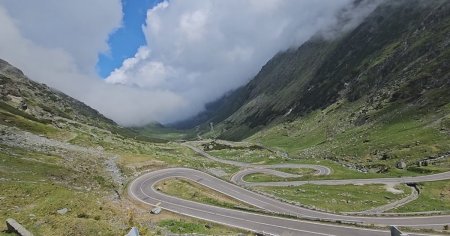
[150, 207, 161, 214]
[19, 101, 28, 110]
[125, 227, 139, 236]
[6, 218, 33, 236]
[57, 208, 69, 215]
[396, 161, 406, 169]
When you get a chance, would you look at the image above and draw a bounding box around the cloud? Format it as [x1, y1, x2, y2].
[0, 0, 382, 126]
[0, 1, 186, 125]
[0, 0, 123, 74]
[107, 0, 382, 125]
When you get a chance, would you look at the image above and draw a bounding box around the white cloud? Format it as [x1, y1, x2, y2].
[107, 0, 382, 125]
[179, 9, 209, 42]
[0, 0, 382, 126]
[0, 1, 185, 125]
[0, 0, 122, 74]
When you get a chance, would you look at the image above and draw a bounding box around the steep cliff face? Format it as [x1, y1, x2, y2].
[177, 0, 450, 141]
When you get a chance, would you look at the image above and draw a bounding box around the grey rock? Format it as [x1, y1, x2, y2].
[57, 208, 69, 215]
[125, 227, 139, 236]
[6, 218, 33, 236]
[150, 207, 161, 214]
[396, 161, 407, 169]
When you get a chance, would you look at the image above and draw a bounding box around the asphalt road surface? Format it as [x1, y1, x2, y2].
[129, 168, 450, 236]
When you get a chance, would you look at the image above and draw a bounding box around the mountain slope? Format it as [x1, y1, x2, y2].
[0, 59, 117, 130]
[180, 0, 450, 141]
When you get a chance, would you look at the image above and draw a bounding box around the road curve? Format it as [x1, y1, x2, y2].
[129, 168, 450, 236]
[230, 168, 300, 183]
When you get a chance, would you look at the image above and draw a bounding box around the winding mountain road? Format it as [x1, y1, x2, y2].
[128, 143, 450, 235]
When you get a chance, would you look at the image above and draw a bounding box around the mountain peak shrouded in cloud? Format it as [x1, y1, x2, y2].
[0, 0, 382, 126]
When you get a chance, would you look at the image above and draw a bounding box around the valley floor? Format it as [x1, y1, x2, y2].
[1, 121, 449, 235]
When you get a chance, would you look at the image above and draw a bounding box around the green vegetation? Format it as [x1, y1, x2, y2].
[0, 104, 58, 136]
[244, 173, 300, 182]
[243, 168, 315, 182]
[0, 101, 50, 124]
[256, 184, 411, 213]
[159, 219, 248, 235]
[206, 147, 283, 164]
[279, 158, 448, 181]
[393, 181, 450, 213]
[279, 168, 315, 175]
[0, 182, 125, 235]
[155, 178, 257, 211]
[0, 146, 128, 235]
[130, 122, 194, 141]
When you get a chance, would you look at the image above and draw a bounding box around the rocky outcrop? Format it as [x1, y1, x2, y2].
[5, 218, 33, 236]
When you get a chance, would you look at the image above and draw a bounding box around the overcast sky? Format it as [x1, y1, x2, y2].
[0, 0, 381, 126]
